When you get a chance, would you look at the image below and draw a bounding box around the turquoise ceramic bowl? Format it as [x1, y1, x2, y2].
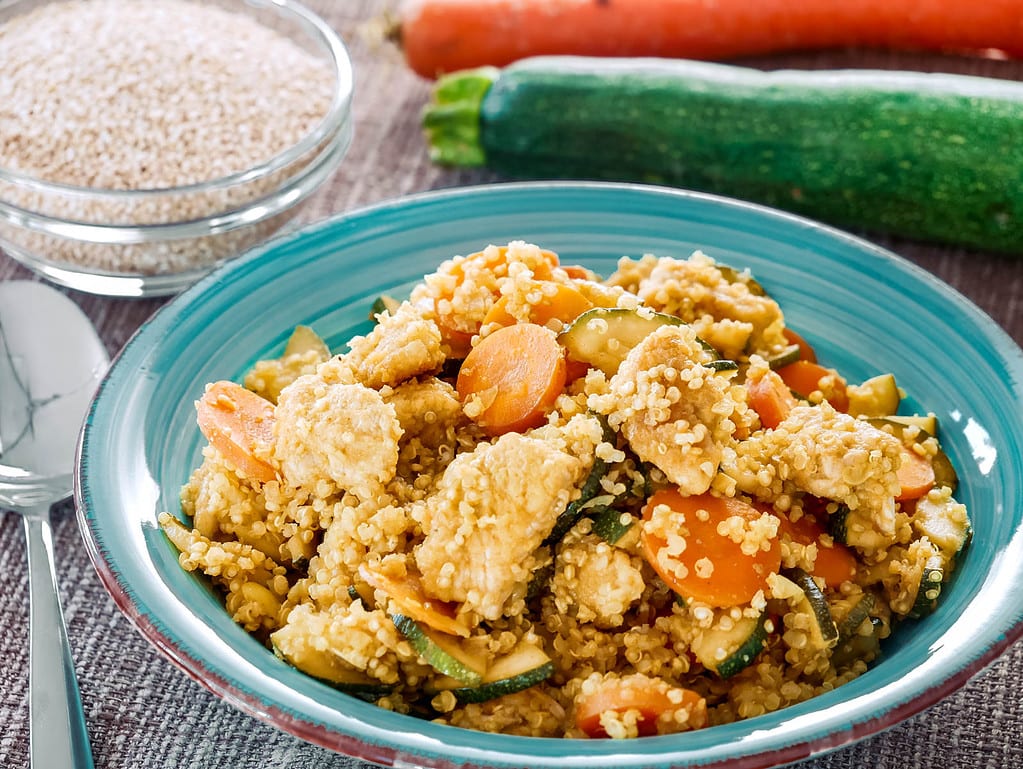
[76, 182, 1023, 769]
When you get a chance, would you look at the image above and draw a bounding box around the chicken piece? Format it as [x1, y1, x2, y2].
[633, 252, 786, 360]
[345, 300, 446, 389]
[273, 374, 402, 496]
[724, 403, 902, 549]
[602, 324, 742, 496]
[382, 377, 467, 452]
[414, 422, 596, 620]
[551, 530, 645, 629]
[731, 404, 901, 508]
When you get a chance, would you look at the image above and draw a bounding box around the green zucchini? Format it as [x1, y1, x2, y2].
[392, 614, 487, 685]
[447, 640, 554, 704]
[282, 324, 331, 359]
[272, 643, 392, 700]
[913, 494, 973, 560]
[909, 552, 946, 619]
[557, 307, 684, 377]
[690, 612, 770, 679]
[545, 413, 615, 544]
[370, 294, 401, 321]
[785, 567, 839, 650]
[846, 373, 901, 418]
[424, 59, 1023, 253]
[590, 507, 635, 545]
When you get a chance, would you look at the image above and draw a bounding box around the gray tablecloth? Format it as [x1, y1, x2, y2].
[3, 2, 1023, 767]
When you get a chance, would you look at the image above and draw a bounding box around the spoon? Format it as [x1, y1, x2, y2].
[0, 281, 107, 769]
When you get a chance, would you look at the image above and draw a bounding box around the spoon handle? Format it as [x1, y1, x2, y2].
[23, 506, 95, 769]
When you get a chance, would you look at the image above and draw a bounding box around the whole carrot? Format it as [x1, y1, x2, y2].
[399, 0, 1023, 78]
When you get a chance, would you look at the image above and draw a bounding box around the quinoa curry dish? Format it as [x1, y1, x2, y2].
[159, 241, 971, 739]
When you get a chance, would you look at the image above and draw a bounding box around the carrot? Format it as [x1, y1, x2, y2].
[776, 360, 849, 412]
[895, 446, 936, 502]
[641, 489, 781, 608]
[561, 264, 592, 280]
[777, 512, 857, 588]
[195, 380, 277, 484]
[782, 327, 817, 364]
[747, 370, 797, 430]
[481, 281, 593, 330]
[358, 561, 470, 637]
[399, 0, 1023, 79]
[574, 675, 707, 738]
[456, 322, 567, 435]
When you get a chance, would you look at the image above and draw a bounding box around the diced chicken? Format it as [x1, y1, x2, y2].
[345, 300, 446, 388]
[414, 426, 593, 620]
[631, 252, 786, 359]
[604, 324, 741, 496]
[274, 374, 402, 495]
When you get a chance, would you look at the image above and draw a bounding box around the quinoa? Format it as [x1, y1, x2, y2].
[160, 243, 972, 739]
[0, 0, 337, 275]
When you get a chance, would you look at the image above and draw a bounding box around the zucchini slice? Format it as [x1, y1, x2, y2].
[846, 373, 900, 418]
[590, 507, 635, 545]
[913, 495, 973, 560]
[545, 414, 616, 544]
[690, 612, 770, 679]
[826, 505, 850, 545]
[392, 614, 487, 685]
[272, 644, 392, 700]
[282, 324, 331, 359]
[370, 294, 401, 321]
[830, 617, 884, 670]
[449, 640, 555, 704]
[766, 343, 801, 370]
[785, 567, 839, 649]
[834, 591, 876, 641]
[557, 307, 684, 376]
[908, 552, 946, 619]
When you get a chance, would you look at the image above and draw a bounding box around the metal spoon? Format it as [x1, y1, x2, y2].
[0, 281, 107, 769]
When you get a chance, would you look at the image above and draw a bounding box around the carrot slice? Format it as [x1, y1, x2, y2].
[782, 327, 817, 364]
[575, 676, 707, 738]
[895, 446, 936, 502]
[562, 264, 591, 280]
[776, 360, 849, 412]
[358, 561, 470, 638]
[195, 381, 277, 484]
[747, 370, 797, 429]
[482, 281, 594, 330]
[456, 322, 567, 436]
[777, 512, 857, 588]
[641, 489, 781, 608]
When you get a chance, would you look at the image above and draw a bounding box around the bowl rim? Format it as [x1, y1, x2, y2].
[0, 0, 354, 200]
[75, 180, 1023, 769]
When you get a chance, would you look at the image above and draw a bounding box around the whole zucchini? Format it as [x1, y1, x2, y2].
[423, 57, 1023, 253]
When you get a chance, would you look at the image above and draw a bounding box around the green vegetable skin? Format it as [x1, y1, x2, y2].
[424, 57, 1023, 253]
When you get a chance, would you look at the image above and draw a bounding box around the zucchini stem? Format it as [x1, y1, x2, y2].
[423, 67, 498, 167]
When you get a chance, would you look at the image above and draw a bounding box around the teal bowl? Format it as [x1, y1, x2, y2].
[76, 182, 1023, 769]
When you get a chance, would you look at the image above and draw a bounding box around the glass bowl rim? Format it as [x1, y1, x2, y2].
[0, 0, 354, 202]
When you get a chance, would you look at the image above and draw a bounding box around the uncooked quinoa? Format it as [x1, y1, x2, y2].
[0, 0, 337, 274]
[160, 242, 972, 738]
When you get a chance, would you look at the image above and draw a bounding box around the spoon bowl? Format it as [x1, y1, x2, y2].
[0, 280, 107, 769]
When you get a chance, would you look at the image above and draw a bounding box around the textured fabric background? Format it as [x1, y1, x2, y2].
[2, 2, 1023, 767]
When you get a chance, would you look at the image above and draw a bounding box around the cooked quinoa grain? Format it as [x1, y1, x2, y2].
[0, 0, 336, 274]
[162, 242, 971, 738]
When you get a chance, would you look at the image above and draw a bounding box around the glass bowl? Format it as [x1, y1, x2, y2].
[0, 0, 353, 298]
